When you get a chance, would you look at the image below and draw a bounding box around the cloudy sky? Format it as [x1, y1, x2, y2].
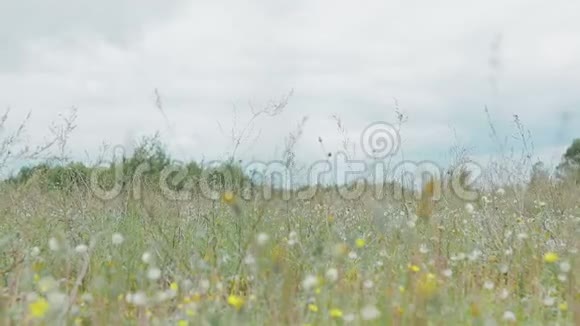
[1, 0, 579, 175]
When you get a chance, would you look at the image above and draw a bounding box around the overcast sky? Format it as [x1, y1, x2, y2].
[1, 0, 579, 175]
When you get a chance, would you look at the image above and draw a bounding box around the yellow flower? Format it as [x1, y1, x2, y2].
[355, 238, 366, 248]
[222, 191, 236, 205]
[408, 264, 421, 273]
[170, 282, 179, 292]
[559, 302, 568, 312]
[329, 308, 343, 318]
[177, 320, 189, 326]
[398, 285, 405, 293]
[308, 304, 319, 312]
[416, 273, 438, 299]
[227, 295, 245, 310]
[543, 252, 559, 263]
[327, 215, 335, 223]
[29, 297, 49, 319]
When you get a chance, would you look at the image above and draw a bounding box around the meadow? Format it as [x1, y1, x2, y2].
[0, 117, 578, 325]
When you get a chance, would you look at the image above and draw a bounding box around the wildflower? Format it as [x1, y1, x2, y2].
[28, 297, 49, 319]
[360, 305, 381, 321]
[542, 296, 555, 306]
[538, 201, 547, 208]
[329, 308, 343, 318]
[112, 233, 124, 245]
[348, 251, 358, 260]
[416, 273, 438, 298]
[75, 244, 88, 254]
[543, 252, 559, 263]
[302, 275, 318, 291]
[222, 191, 236, 205]
[142, 251, 153, 264]
[559, 302, 568, 312]
[442, 269, 453, 278]
[343, 313, 356, 322]
[363, 280, 374, 289]
[558, 274, 567, 282]
[517, 233, 529, 240]
[496, 188, 506, 196]
[408, 264, 420, 273]
[559, 261, 571, 273]
[256, 233, 269, 246]
[465, 203, 475, 214]
[244, 254, 256, 265]
[170, 282, 179, 292]
[308, 304, 319, 312]
[419, 244, 429, 254]
[48, 238, 60, 251]
[355, 238, 366, 248]
[327, 214, 335, 223]
[30, 247, 40, 257]
[325, 268, 339, 283]
[37, 277, 57, 293]
[227, 295, 245, 310]
[499, 288, 509, 300]
[483, 280, 494, 290]
[199, 279, 210, 293]
[147, 267, 161, 280]
[47, 291, 67, 308]
[177, 320, 189, 326]
[468, 249, 482, 261]
[502, 311, 516, 323]
[288, 231, 298, 246]
[129, 292, 148, 306]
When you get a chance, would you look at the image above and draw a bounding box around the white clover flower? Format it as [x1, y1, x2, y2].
[47, 291, 67, 308]
[325, 268, 339, 283]
[468, 249, 482, 261]
[538, 201, 547, 208]
[75, 244, 88, 254]
[442, 269, 453, 278]
[516, 233, 529, 240]
[499, 264, 509, 274]
[559, 261, 571, 273]
[30, 246, 40, 257]
[112, 233, 124, 245]
[502, 311, 516, 323]
[256, 233, 269, 246]
[542, 296, 555, 306]
[465, 203, 475, 214]
[49, 237, 60, 251]
[483, 281, 495, 290]
[348, 251, 358, 260]
[499, 288, 509, 300]
[419, 244, 429, 254]
[199, 279, 210, 293]
[343, 313, 356, 322]
[558, 274, 567, 282]
[142, 252, 153, 264]
[360, 305, 381, 321]
[302, 275, 318, 291]
[243, 254, 256, 265]
[131, 291, 148, 306]
[147, 267, 161, 280]
[37, 276, 57, 294]
[363, 280, 374, 289]
[496, 188, 506, 196]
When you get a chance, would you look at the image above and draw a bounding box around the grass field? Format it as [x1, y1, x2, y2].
[0, 169, 578, 325]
